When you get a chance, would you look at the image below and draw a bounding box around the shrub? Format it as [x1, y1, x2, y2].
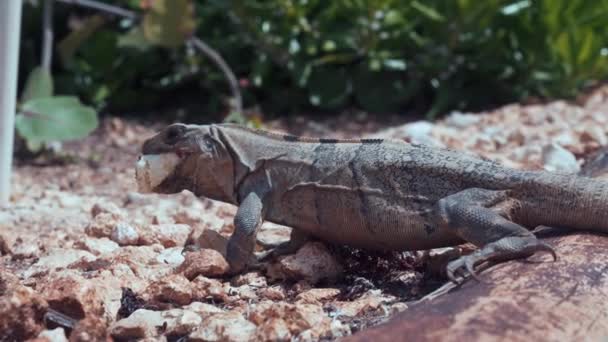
[229, 0, 608, 116]
[19, 0, 608, 120]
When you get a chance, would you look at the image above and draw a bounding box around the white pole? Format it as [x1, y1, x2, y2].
[0, 0, 23, 206]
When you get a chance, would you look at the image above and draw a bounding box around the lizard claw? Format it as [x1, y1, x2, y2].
[446, 251, 486, 284]
[465, 257, 484, 283]
[536, 241, 558, 262]
[446, 237, 559, 284]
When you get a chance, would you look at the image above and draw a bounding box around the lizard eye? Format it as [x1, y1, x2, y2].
[202, 136, 214, 149]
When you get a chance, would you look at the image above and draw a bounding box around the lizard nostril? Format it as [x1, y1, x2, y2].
[166, 125, 185, 144]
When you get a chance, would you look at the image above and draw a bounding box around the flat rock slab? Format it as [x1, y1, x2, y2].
[346, 232, 608, 342]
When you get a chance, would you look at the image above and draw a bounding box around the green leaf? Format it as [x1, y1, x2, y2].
[555, 31, 572, 66]
[576, 29, 594, 65]
[411, 1, 444, 22]
[118, 26, 151, 51]
[21, 67, 53, 103]
[15, 96, 98, 143]
[57, 15, 106, 64]
[142, 0, 196, 48]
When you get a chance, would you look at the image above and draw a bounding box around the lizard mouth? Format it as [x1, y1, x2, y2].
[135, 153, 181, 193]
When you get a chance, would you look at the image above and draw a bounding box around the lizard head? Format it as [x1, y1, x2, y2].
[136, 123, 236, 202]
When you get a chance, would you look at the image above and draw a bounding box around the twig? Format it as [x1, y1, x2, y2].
[42, 0, 54, 70]
[188, 37, 242, 114]
[44, 308, 78, 329]
[54, 0, 137, 20]
[417, 281, 458, 302]
[415, 262, 495, 303]
[53, 0, 242, 114]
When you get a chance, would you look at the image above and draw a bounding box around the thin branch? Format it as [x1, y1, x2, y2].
[188, 37, 243, 114]
[53, 0, 243, 114]
[44, 308, 78, 329]
[54, 0, 138, 20]
[42, 0, 54, 70]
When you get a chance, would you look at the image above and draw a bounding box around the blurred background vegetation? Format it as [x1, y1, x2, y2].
[17, 0, 608, 146]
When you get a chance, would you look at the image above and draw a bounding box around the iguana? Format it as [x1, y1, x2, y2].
[137, 123, 608, 282]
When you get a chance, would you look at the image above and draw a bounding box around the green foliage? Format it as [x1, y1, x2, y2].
[18, 0, 608, 122]
[16, 68, 98, 152]
[16, 97, 98, 150]
[142, 0, 196, 48]
[21, 66, 53, 102]
[231, 0, 608, 115]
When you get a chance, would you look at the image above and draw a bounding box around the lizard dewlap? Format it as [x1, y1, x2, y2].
[135, 154, 180, 193]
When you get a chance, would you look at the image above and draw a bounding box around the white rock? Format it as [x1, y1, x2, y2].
[111, 222, 140, 246]
[156, 247, 185, 265]
[255, 317, 291, 341]
[178, 249, 230, 279]
[145, 274, 193, 305]
[189, 312, 256, 342]
[249, 301, 332, 338]
[402, 121, 442, 146]
[56, 192, 84, 209]
[160, 308, 203, 336]
[90, 201, 124, 219]
[296, 288, 341, 303]
[333, 291, 390, 318]
[257, 223, 291, 247]
[146, 223, 192, 247]
[25, 249, 97, 278]
[367, 121, 443, 147]
[268, 242, 343, 284]
[329, 319, 351, 338]
[444, 111, 481, 128]
[553, 132, 577, 148]
[582, 125, 608, 145]
[74, 237, 119, 256]
[183, 301, 224, 316]
[38, 328, 68, 342]
[110, 309, 164, 339]
[542, 143, 580, 173]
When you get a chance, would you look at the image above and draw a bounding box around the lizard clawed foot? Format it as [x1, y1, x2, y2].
[446, 236, 558, 284]
[446, 250, 489, 284]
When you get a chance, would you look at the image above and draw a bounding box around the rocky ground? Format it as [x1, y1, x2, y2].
[2, 86, 608, 341]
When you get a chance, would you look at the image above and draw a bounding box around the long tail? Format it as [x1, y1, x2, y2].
[515, 171, 608, 232]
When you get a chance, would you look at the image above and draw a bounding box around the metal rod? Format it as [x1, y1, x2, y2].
[42, 0, 54, 70]
[0, 0, 23, 206]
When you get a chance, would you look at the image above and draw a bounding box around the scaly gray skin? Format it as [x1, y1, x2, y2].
[141, 123, 608, 282]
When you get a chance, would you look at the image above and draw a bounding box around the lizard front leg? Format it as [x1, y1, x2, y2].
[436, 188, 556, 283]
[226, 191, 265, 273]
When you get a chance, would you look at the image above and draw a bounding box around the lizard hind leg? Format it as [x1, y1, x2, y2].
[436, 188, 557, 283]
[446, 236, 556, 282]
